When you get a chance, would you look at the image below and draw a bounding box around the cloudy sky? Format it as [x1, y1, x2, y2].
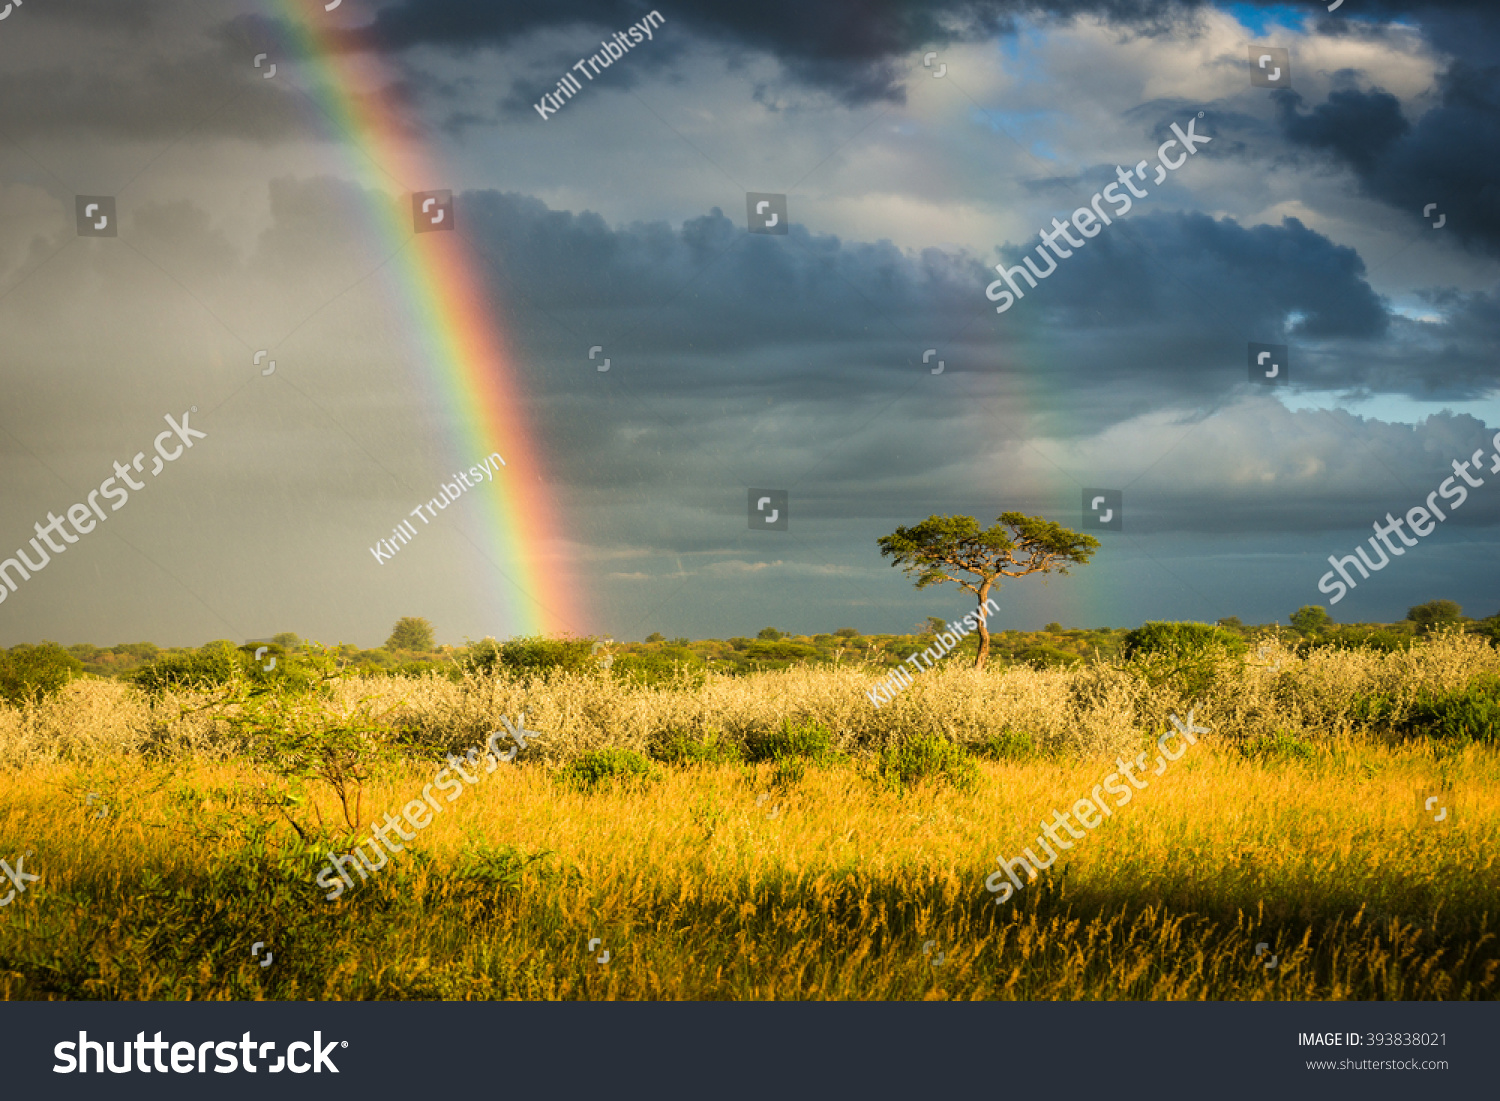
[1, 0, 1497, 648]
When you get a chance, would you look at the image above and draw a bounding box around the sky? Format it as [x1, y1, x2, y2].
[0, 0, 1496, 648]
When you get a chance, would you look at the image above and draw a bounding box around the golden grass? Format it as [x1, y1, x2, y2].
[1, 722, 1495, 999]
[2, 635, 1497, 999]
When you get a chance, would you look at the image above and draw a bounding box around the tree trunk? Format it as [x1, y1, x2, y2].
[974, 583, 992, 671]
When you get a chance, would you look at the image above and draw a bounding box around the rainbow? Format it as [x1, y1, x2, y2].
[273, 3, 582, 637]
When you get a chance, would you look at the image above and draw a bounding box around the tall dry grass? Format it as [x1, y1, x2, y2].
[1, 637, 1495, 1001]
[3, 634, 1496, 769]
[0, 739, 1494, 1000]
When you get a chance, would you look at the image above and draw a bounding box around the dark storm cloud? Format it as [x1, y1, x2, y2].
[999, 210, 1388, 340]
[350, 0, 1268, 108]
[1273, 87, 1409, 178]
[449, 186, 1500, 442]
[1273, 63, 1500, 256]
[461, 191, 983, 353]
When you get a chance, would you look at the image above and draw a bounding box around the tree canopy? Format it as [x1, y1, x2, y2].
[877, 512, 1100, 669]
[385, 617, 435, 652]
[1289, 605, 1332, 635]
[1407, 600, 1463, 634]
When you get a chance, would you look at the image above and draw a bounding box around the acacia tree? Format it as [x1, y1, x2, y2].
[877, 512, 1100, 670]
[1407, 599, 1463, 635]
[385, 616, 435, 652]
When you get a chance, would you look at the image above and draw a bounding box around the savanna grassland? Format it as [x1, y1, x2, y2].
[0, 633, 1497, 1000]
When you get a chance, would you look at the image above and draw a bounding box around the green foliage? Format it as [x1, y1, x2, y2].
[877, 512, 1100, 594]
[559, 748, 658, 792]
[463, 636, 598, 678]
[757, 627, 784, 641]
[650, 728, 743, 766]
[1397, 677, 1500, 745]
[973, 727, 1037, 760]
[1407, 600, 1463, 635]
[1243, 730, 1318, 763]
[271, 632, 301, 651]
[1043, 621, 1063, 633]
[385, 616, 435, 652]
[1290, 605, 1333, 636]
[132, 641, 319, 698]
[220, 647, 402, 837]
[645, 632, 666, 643]
[132, 641, 248, 697]
[451, 843, 559, 908]
[769, 755, 806, 790]
[834, 628, 859, 638]
[0, 643, 83, 706]
[1304, 626, 1414, 654]
[874, 733, 978, 794]
[609, 648, 702, 686]
[877, 512, 1099, 669]
[1121, 621, 1249, 660]
[1009, 644, 1081, 670]
[741, 639, 820, 662]
[1216, 616, 1243, 629]
[744, 718, 840, 765]
[1121, 621, 1247, 700]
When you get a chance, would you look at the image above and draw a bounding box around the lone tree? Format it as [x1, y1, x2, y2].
[385, 616, 435, 652]
[1407, 599, 1463, 635]
[877, 512, 1100, 671]
[1289, 604, 1332, 636]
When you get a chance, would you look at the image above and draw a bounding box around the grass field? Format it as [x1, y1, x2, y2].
[1, 634, 1497, 1000]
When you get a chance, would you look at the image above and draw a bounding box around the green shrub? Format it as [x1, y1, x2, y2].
[449, 843, 561, 912]
[744, 718, 839, 764]
[383, 659, 459, 680]
[1121, 621, 1248, 660]
[650, 728, 743, 766]
[610, 648, 701, 686]
[1349, 691, 1400, 729]
[740, 639, 822, 664]
[875, 733, 979, 794]
[133, 641, 248, 697]
[463, 636, 598, 678]
[973, 727, 1037, 760]
[769, 755, 806, 790]
[558, 748, 658, 792]
[1472, 618, 1500, 647]
[0, 643, 83, 706]
[1305, 626, 1413, 653]
[1398, 677, 1500, 745]
[1121, 621, 1247, 699]
[1243, 730, 1318, 763]
[1009, 644, 1081, 670]
[1407, 599, 1463, 635]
